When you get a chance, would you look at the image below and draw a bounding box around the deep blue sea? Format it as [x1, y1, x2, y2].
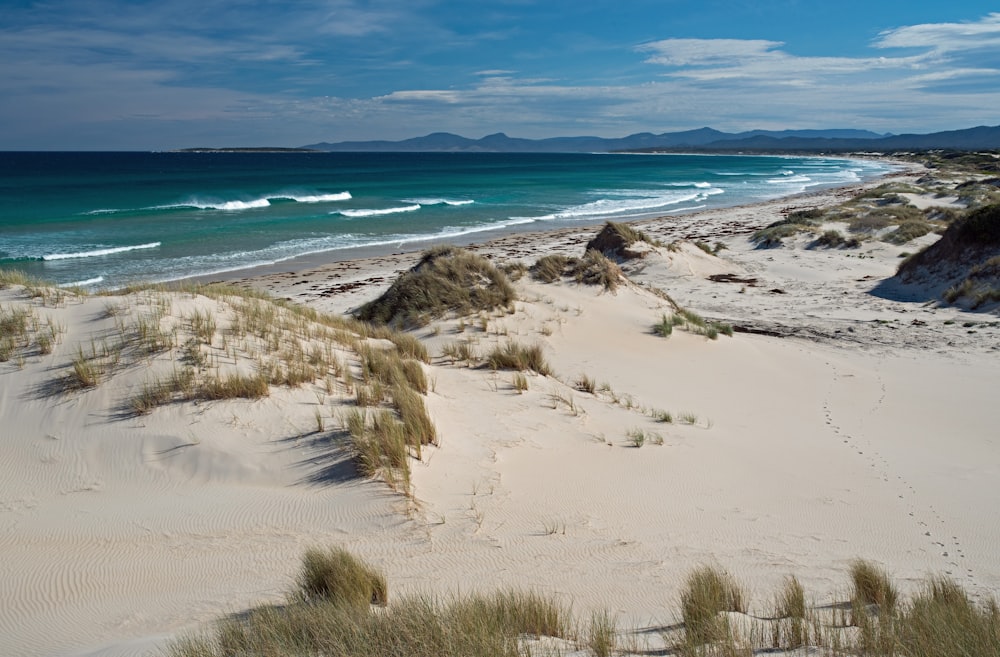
[0, 151, 892, 290]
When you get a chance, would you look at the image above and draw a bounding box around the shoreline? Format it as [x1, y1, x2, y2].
[219, 161, 919, 315]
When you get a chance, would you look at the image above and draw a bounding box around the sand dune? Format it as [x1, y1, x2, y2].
[2, 168, 998, 656]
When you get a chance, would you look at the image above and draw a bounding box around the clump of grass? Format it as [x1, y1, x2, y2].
[571, 250, 622, 291]
[651, 409, 673, 424]
[575, 373, 596, 394]
[356, 246, 516, 327]
[486, 341, 551, 375]
[530, 254, 571, 283]
[0, 269, 49, 289]
[585, 221, 661, 259]
[895, 576, 1000, 657]
[391, 384, 437, 452]
[199, 372, 270, 400]
[441, 340, 478, 363]
[884, 219, 933, 244]
[751, 210, 823, 247]
[384, 331, 430, 363]
[627, 428, 646, 448]
[654, 313, 674, 337]
[296, 546, 388, 607]
[500, 260, 528, 281]
[680, 566, 748, 644]
[775, 576, 806, 619]
[693, 240, 713, 254]
[346, 408, 409, 489]
[850, 559, 898, 617]
[511, 372, 529, 393]
[586, 609, 618, 657]
[70, 346, 101, 388]
[814, 230, 861, 249]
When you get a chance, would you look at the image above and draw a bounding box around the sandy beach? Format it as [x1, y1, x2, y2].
[2, 163, 998, 657]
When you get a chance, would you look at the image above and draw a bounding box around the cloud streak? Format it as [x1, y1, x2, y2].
[2, 4, 999, 149]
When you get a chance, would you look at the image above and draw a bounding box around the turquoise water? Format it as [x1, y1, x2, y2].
[0, 151, 891, 289]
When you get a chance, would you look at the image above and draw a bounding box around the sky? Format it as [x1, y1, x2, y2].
[2, 1, 999, 150]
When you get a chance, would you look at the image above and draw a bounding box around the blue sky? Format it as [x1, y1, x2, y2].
[2, 1, 999, 149]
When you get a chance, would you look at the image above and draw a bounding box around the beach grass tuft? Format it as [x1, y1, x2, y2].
[680, 566, 748, 644]
[486, 341, 551, 375]
[355, 246, 515, 327]
[296, 546, 388, 607]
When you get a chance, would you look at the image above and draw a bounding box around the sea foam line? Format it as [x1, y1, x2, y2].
[403, 198, 474, 206]
[336, 204, 422, 218]
[42, 242, 162, 261]
[60, 276, 105, 288]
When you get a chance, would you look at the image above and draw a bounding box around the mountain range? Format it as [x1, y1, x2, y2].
[303, 125, 1000, 153]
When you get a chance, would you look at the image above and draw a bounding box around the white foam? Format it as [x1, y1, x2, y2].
[403, 198, 474, 206]
[275, 192, 352, 203]
[194, 199, 272, 211]
[336, 204, 422, 218]
[42, 242, 161, 261]
[59, 276, 104, 288]
[766, 175, 811, 184]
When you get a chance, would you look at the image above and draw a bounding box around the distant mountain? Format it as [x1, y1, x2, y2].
[302, 125, 1000, 153]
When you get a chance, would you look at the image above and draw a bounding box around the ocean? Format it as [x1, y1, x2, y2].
[0, 151, 892, 290]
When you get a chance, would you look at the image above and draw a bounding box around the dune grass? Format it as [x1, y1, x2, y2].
[486, 341, 551, 376]
[680, 566, 748, 645]
[296, 546, 388, 607]
[167, 548, 1000, 657]
[571, 249, 622, 291]
[530, 254, 572, 283]
[356, 246, 516, 327]
[170, 548, 572, 657]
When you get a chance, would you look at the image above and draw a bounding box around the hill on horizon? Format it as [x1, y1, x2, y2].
[302, 125, 1000, 153]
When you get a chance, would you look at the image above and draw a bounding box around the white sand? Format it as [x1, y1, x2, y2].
[2, 168, 998, 656]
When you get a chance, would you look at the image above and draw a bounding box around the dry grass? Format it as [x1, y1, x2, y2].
[356, 246, 516, 327]
[486, 341, 551, 376]
[199, 372, 270, 400]
[296, 546, 388, 607]
[170, 549, 572, 657]
[680, 566, 748, 644]
[530, 254, 571, 283]
[571, 249, 622, 291]
[169, 551, 1000, 657]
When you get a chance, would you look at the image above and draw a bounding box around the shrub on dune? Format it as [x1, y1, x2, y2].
[296, 546, 388, 607]
[356, 246, 515, 327]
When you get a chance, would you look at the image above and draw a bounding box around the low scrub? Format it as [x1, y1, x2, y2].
[571, 249, 622, 291]
[356, 247, 515, 327]
[883, 219, 933, 245]
[814, 230, 861, 249]
[585, 221, 657, 259]
[530, 254, 572, 283]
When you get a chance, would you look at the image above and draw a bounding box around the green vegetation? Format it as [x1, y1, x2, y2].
[486, 341, 551, 375]
[170, 549, 572, 657]
[679, 566, 748, 644]
[584, 221, 659, 259]
[166, 546, 1000, 657]
[296, 546, 388, 607]
[571, 249, 623, 291]
[356, 246, 516, 327]
[530, 254, 571, 283]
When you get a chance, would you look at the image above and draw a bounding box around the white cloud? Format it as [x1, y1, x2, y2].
[874, 12, 1000, 53]
[638, 39, 784, 67]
